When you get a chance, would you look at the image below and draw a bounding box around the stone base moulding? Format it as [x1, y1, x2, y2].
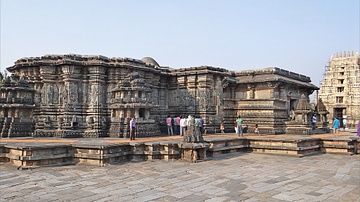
[0, 136, 359, 169]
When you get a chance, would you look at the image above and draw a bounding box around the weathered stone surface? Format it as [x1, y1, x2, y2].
[319, 51, 360, 128]
[1, 54, 319, 137]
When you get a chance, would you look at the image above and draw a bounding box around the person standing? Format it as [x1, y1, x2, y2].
[180, 116, 187, 136]
[175, 115, 181, 135]
[254, 124, 260, 135]
[166, 115, 173, 136]
[195, 117, 200, 137]
[357, 121, 360, 137]
[220, 121, 225, 133]
[236, 116, 243, 137]
[333, 117, 340, 136]
[342, 118, 347, 131]
[129, 117, 136, 141]
[194, 116, 204, 142]
[312, 114, 317, 130]
[199, 116, 204, 135]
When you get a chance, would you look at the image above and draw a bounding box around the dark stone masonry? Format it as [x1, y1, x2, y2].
[0, 54, 321, 138]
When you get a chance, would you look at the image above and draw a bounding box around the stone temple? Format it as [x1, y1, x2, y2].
[0, 54, 319, 138]
[319, 51, 360, 128]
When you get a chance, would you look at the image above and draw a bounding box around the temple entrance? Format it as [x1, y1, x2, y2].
[3, 108, 8, 117]
[333, 108, 345, 127]
[139, 108, 145, 118]
[289, 98, 297, 111]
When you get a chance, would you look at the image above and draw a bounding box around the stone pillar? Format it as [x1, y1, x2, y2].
[187, 74, 197, 114]
[247, 84, 255, 99]
[119, 110, 124, 118]
[267, 82, 280, 99]
[61, 65, 82, 107]
[279, 85, 286, 100]
[126, 109, 132, 117]
[87, 66, 106, 134]
[230, 87, 236, 99]
[39, 66, 57, 106]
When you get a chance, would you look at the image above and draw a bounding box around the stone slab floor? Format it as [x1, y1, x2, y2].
[0, 153, 359, 202]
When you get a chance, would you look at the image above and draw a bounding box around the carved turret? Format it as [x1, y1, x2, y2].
[294, 94, 311, 123]
[109, 71, 160, 138]
[316, 99, 329, 123]
[0, 74, 35, 137]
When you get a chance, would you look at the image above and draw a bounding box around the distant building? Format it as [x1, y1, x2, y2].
[319, 51, 360, 128]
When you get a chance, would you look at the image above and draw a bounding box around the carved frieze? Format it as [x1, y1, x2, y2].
[4, 54, 319, 137]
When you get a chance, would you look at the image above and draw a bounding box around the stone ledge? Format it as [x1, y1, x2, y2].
[0, 136, 358, 169]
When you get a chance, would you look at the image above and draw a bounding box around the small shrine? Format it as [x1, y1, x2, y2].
[109, 72, 160, 138]
[285, 94, 312, 135]
[0, 74, 35, 137]
[316, 99, 329, 128]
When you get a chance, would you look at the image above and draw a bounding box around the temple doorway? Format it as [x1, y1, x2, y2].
[289, 99, 297, 111]
[333, 108, 345, 127]
[139, 108, 145, 118]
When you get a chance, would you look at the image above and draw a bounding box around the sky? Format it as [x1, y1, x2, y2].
[1, 0, 359, 87]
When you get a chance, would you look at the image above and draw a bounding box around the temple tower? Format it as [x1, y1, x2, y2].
[319, 51, 360, 128]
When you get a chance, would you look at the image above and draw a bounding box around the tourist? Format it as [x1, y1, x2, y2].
[180, 116, 187, 136]
[199, 116, 204, 134]
[357, 121, 360, 137]
[185, 115, 195, 142]
[174, 115, 181, 135]
[220, 121, 225, 133]
[343, 118, 347, 131]
[166, 115, 173, 136]
[312, 114, 317, 130]
[254, 124, 260, 135]
[236, 116, 243, 137]
[195, 116, 201, 137]
[129, 117, 136, 141]
[194, 116, 204, 142]
[333, 117, 340, 136]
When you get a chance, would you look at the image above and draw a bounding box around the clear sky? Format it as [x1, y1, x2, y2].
[1, 0, 359, 87]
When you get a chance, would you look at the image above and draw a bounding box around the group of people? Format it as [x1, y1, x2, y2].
[220, 116, 260, 136]
[329, 117, 360, 137]
[166, 115, 204, 137]
[312, 114, 348, 135]
[130, 114, 359, 141]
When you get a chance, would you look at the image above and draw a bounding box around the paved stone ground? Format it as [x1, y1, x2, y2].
[1, 153, 359, 202]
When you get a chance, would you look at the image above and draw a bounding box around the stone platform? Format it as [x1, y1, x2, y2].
[0, 132, 359, 169]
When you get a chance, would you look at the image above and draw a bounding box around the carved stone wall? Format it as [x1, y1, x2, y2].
[0, 75, 35, 137]
[4, 55, 318, 137]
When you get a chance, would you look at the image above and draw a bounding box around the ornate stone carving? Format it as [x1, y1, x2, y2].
[3, 54, 319, 137]
[47, 84, 54, 104]
[267, 82, 280, 88]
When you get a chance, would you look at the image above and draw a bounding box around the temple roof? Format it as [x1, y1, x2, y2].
[141, 57, 160, 67]
[234, 67, 318, 89]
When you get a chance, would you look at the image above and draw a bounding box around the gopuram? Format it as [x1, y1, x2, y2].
[0, 54, 319, 138]
[319, 51, 360, 128]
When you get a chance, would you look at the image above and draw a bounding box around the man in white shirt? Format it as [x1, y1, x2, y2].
[180, 116, 187, 136]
